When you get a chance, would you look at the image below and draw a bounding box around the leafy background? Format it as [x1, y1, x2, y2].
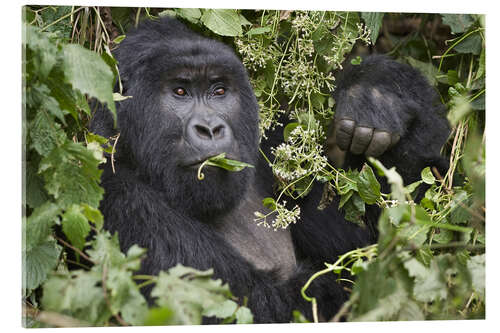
[21, 5, 485, 327]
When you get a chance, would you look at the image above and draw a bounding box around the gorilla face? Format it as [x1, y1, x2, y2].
[113, 19, 260, 218]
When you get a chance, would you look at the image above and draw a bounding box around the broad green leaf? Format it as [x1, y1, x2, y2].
[25, 202, 60, 251]
[106, 267, 148, 325]
[343, 192, 366, 226]
[151, 264, 246, 325]
[62, 204, 91, 250]
[283, 122, 299, 141]
[42, 271, 109, 324]
[361, 12, 384, 43]
[421, 167, 436, 185]
[369, 158, 405, 202]
[198, 153, 254, 180]
[175, 8, 202, 24]
[62, 43, 116, 123]
[26, 163, 50, 209]
[404, 56, 438, 86]
[454, 32, 482, 55]
[29, 110, 66, 157]
[203, 299, 238, 318]
[404, 257, 447, 302]
[24, 240, 61, 291]
[441, 14, 475, 34]
[201, 9, 243, 36]
[23, 23, 58, 78]
[143, 307, 175, 326]
[357, 164, 381, 204]
[39, 142, 104, 208]
[234, 306, 253, 324]
[81, 203, 104, 230]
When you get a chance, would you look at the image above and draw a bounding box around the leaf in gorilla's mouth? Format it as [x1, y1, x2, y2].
[197, 153, 254, 180]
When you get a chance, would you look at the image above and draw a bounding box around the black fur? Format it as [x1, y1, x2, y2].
[90, 17, 450, 324]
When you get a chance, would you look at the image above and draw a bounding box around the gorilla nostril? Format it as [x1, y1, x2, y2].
[212, 125, 225, 139]
[194, 125, 213, 140]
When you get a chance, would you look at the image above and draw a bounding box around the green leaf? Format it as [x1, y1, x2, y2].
[441, 14, 475, 34]
[404, 257, 447, 302]
[203, 299, 238, 318]
[29, 110, 66, 157]
[198, 153, 254, 180]
[24, 240, 61, 291]
[151, 264, 247, 325]
[421, 167, 436, 185]
[39, 142, 104, 208]
[143, 307, 175, 326]
[343, 192, 366, 226]
[454, 32, 482, 55]
[283, 122, 299, 141]
[175, 8, 202, 24]
[62, 204, 91, 250]
[404, 56, 438, 86]
[25, 202, 61, 251]
[23, 23, 58, 78]
[361, 12, 384, 43]
[62, 43, 116, 123]
[201, 9, 244, 36]
[81, 204, 104, 230]
[262, 197, 277, 210]
[357, 164, 381, 204]
[246, 26, 271, 37]
[42, 270, 109, 324]
[234, 306, 253, 324]
[26, 163, 50, 209]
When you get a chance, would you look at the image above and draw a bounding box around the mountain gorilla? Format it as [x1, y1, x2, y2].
[90, 16, 450, 323]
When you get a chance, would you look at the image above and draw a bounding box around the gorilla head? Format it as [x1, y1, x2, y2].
[111, 18, 260, 218]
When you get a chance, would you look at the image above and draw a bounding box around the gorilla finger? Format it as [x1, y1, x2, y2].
[365, 131, 391, 157]
[327, 144, 346, 168]
[350, 126, 374, 155]
[391, 133, 401, 147]
[335, 119, 355, 151]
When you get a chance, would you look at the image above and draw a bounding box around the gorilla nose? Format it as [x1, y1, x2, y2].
[193, 123, 225, 140]
[186, 117, 232, 148]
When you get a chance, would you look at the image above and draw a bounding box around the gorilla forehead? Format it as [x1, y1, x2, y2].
[116, 17, 247, 83]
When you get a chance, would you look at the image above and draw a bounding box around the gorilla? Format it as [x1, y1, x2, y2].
[90, 16, 450, 323]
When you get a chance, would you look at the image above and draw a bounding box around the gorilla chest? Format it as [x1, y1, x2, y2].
[212, 194, 297, 280]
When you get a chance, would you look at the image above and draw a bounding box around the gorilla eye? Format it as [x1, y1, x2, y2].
[174, 87, 187, 96]
[214, 87, 225, 96]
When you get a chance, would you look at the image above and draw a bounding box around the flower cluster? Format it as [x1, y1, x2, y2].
[270, 116, 328, 182]
[254, 200, 301, 231]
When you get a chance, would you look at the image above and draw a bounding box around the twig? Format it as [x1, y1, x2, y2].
[330, 294, 358, 322]
[54, 235, 95, 264]
[23, 304, 88, 327]
[111, 133, 120, 174]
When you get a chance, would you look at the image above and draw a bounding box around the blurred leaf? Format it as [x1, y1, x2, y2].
[441, 14, 475, 34]
[421, 167, 436, 185]
[361, 12, 384, 43]
[454, 32, 482, 55]
[247, 26, 271, 37]
[467, 254, 485, 298]
[62, 204, 91, 250]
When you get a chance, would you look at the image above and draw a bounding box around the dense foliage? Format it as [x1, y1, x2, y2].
[22, 6, 485, 326]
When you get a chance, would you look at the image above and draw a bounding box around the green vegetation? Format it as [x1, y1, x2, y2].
[23, 6, 485, 326]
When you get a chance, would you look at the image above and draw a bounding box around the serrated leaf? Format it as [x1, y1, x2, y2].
[201, 9, 243, 36]
[404, 257, 447, 302]
[25, 202, 60, 251]
[151, 264, 238, 325]
[29, 110, 66, 157]
[106, 267, 148, 325]
[39, 142, 104, 208]
[23, 23, 58, 78]
[42, 270, 109, 324]
[26, 163, 50, 209]
[24, 240, 61, 291]
[62, 43, 116, 123]
[357, 164, 381, 204]
[203, 299, 238, 318]
[62, 204, 91, 250]
[81, 203, 104, 230]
